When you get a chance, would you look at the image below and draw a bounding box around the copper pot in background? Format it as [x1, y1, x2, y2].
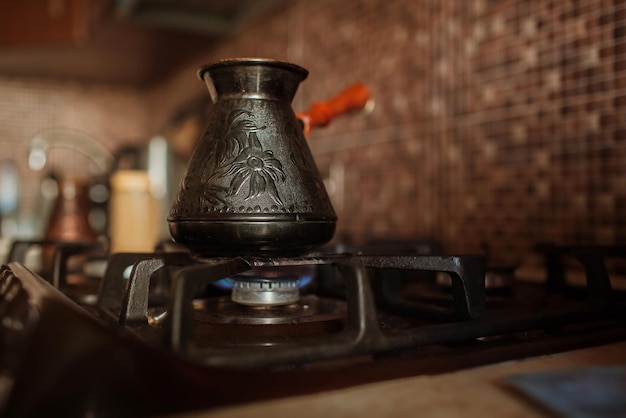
[42, 175, 99, 273]
[44, 175, 98, 243]
[28, 128, 115, 240]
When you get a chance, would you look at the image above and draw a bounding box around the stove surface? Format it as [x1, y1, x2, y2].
[0, 243, 625, 417]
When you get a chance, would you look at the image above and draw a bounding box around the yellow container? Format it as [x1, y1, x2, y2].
[108, 170, 157, 253]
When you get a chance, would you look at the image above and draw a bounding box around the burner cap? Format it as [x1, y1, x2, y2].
[231, 278, 300, 306]
[213, 264, 316, 306]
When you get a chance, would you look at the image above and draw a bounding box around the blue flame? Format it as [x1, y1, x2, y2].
[213, 265, 316, 290]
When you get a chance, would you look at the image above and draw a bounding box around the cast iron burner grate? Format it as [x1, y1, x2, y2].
[94, 251, 486, 367]
[84, 244, 623, 368]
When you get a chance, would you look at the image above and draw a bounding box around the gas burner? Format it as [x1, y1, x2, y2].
[212, 264, 316, 306]
[230, 278, 301, 306]
[196, 294, 345, 325]
[185, 295, 347, 347]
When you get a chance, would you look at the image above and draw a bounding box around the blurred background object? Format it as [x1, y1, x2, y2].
[114, 96, 209, 241]
[0, 159, 19, 236]
[27, 128, 115, 240]
[108, 169, 157, 253]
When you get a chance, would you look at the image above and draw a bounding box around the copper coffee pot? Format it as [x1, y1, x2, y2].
[168, 58, 369, 256]
[28, 129, 114, 255]
[43, 175, 99, 244]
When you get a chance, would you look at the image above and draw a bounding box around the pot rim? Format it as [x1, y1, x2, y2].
[197, 58, 309, 81]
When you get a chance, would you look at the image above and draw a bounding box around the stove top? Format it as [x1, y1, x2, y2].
[1, 241, 625, 417]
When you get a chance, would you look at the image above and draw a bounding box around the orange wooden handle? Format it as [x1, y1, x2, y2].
[297, 83, 370, 136]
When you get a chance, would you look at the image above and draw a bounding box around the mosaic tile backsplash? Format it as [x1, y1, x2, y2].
[1, 0, 625, 269]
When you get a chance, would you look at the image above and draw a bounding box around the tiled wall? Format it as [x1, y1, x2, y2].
[299, 0, 626, 264]
[2, 0, 626, 268]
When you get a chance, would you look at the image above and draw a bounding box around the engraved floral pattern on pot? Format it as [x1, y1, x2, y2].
[196, 108, 287, 208]
[215, 109, 267, 165]
[218, 130, 286, 206]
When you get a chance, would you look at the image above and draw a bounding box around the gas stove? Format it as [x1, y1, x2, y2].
[1, 241, 626, 417]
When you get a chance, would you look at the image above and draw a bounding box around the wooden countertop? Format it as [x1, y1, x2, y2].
[172, 341, 626, 418]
